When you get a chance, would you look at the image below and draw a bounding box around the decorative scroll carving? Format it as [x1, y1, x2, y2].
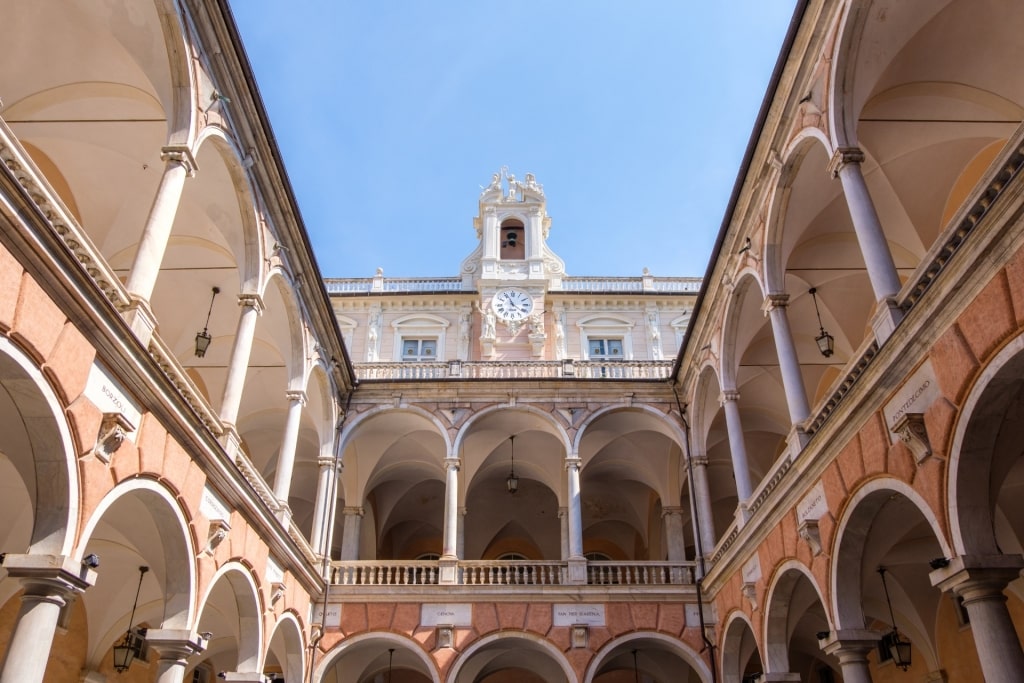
[892, 412, 932, 463]
[91, 412, 135, 463]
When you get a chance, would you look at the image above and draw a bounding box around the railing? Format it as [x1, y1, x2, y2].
[325, 277, 465, 294]
[555, 276, 701, 293]
[0, 118, 131, 312]
[324, 276, 701, 295]
[329, 559, 695, 587]
[587, 561, 693, 585]
[354, 360, 673, 381]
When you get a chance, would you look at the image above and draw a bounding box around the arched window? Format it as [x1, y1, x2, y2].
[500, 218, 525, 260]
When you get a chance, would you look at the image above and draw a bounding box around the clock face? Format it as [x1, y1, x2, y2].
[492, 288, 534, 321]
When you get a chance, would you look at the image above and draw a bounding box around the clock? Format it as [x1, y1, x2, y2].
[492, 288, 534, 321]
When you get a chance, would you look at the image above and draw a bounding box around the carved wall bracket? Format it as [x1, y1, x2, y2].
[891, 412, 932, 463]
[90, 412, 135, 463]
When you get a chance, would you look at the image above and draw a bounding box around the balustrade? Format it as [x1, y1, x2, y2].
[329, 559, 695, 587]
[354, 360, 673, 381]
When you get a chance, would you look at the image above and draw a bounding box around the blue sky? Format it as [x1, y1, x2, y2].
[230, 2, 796, 279]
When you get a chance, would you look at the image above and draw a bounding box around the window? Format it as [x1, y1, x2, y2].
[402, 338, 437, 361]
[588, 338, 623, 359]
[499, 219, 525, 260]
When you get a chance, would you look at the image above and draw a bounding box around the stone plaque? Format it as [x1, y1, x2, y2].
[200, 486, 231, 522]
[553, 604, 605, 627]
[797, 482, 828, 523]
[884, 360, 939, 438]
[265, 557, 284, 584]
[84, 362, 141, 440]
[421, 603, 472, 627]
[313, 604, 342, 628]
[685, 603, 702, 627]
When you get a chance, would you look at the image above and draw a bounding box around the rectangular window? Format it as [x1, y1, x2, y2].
[588, 338, 623, 359]
[402, 338, 437, 361]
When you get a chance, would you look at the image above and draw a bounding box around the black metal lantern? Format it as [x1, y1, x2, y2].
[506, 435, 519, 494]
[194, 286, 220, 357]
[878, 567, 912, 670]
[113, 566, 148, 672]
[809, 287, 834, 358]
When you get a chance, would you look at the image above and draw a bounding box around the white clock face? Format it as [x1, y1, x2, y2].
[492, 288, 534, 321]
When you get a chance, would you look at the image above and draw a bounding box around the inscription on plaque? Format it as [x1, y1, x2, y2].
[553, 604, 605, 627]
[313, 604, 342, 628]
[421, 604, 472, 626]
[84, 363, 141, 440]
[797, 482, 828, 523]
[884, 360, 939, 440]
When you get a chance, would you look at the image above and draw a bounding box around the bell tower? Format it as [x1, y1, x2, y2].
[460, 168, 565, 359]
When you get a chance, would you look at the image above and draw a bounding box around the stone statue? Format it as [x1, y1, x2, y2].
[529, 312, 544, 336]
[367, 307, 382, 361]
[482, 306, 496, 339]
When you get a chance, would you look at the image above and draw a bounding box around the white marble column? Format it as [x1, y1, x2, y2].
[218, 294, 264, 429]
[763, 294, 810, 425]
[819, 630, 879, 683]
[0, 555, 95, 683]
[931, 555, 1024, 683]
[124, 146, 197, 337]
[688, 455, 717, 561]
[558, 507, 569, 560]
[662, 507, 687, 562]
[144, 630, 206, 683]
[310, 455, 340, 554]
[272, 390, 307, 512]
[829, 148, 901, 300]
[566, 458, 584, 559]
[339, 507, 363, 561]
[442, 458, 461, 559]
[457, 507, 467, 559]
[482, 207, 498, 260]
[720, 391, 753, 503]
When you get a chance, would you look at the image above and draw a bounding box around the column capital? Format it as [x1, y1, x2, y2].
[317, 455, 340, 469]
[690, 454, 709, 468]
[144, 629, 207, 661]
[343, 506, 365, 517]
[827, 146, 865, 178]
[762, 293, 790, 313]
[217, 674, 265, 683]
[719, 390, 741, 405]
[444, 457, 462, 471]
[238, 293, 266, 314]
[661, 506, 685, 518]
[285, 390, 307, 406]
[930, 554, 1024, 599]
[818, 628, 881, 658]
[160, 145, 198, 175]
[564, 457, 582, 471]
[1, 554, 97, 598]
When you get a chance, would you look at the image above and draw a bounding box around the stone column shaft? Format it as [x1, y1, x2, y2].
[558, 507, 569, 560]
[442, 459, 460, 558]
[764, 295, 810, 425]
[819, 631, 879, 683]
[457, 507, 467, 559]
[689, 455, 717, 560]
[721, 392, 753, 502]
[219, 295, 264, 427]
[0, 555, 95, 683]
[145, 630, 206, 683]
[340, 507, 363, 561]
[662, 507, 686, 562]
[124, 147, 197, 303]
[931, 556, 1024, 683]
[829, 148, 901, 302]
[310, 456, 339, 554]
[566, 458, 584, 559]
[272, 391, 307, 504]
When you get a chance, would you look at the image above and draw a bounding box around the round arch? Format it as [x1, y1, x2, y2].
[947, 330, 1024, 555]
[316, 631, 440, 683]
[445, 631, 576, 683]
[0, 335, 78, 557]
[265, 611, 306, 683]
[762, 560, 834, 675]
[75, 477, 198, 669]
[194, 561, 264, 674]
[830, 476, 951, 631]
[583, 631, 711, 683]
[720, 610, 764, 683]
[454, 404, 572, 460]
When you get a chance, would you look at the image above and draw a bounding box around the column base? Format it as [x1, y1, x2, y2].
[870, 297, 904, 346]
[439, 558, 459, 585]
[123, 296, 158, 347]
[566, 557, 587, 585]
